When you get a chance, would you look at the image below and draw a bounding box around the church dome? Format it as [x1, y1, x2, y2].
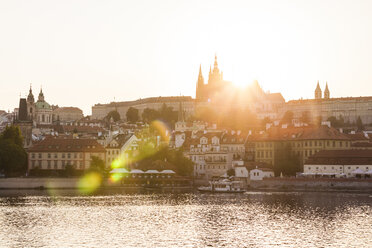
[35, 101, 51, 110]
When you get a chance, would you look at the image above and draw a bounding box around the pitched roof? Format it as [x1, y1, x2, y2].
[305, 149, 372, 165]
[28, 137, 106, 152]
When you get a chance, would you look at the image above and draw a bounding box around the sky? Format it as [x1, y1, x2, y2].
[0, 0, 372, 115]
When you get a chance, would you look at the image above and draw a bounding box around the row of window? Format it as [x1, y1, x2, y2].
[31, 153, 83, 159]
[194, 164, 226, 170]
[31, 160, 85, 170]
[256, 150, 273, 159]
[309, 166, 369, 171]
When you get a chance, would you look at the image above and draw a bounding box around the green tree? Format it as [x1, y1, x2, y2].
[105, 110, 120, 122]
[356, 116, 364, 131]
[0, 126, 27, 177]
[142, 108, 160, 123]
[0, 125, 23, 147]
[126, 107, 139, 123]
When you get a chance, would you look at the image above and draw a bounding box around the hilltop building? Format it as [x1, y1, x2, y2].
[281, 82, 372, 125]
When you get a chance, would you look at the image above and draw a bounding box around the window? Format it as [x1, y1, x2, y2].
[67, 153, 71, 159]
[54, 153, 57, 158]
[31, 153, 35, 158]
[62, 153, 65, 158]
[48, 153, 51, 159]
[333, 141, 335, 147]
[38, 153, 42, 158]
[47, 161, 51, 169]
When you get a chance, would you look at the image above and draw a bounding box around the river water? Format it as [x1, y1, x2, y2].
[0, 190, 371, 248]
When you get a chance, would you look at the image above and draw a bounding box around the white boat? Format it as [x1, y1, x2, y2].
[198, 179, 246, 193]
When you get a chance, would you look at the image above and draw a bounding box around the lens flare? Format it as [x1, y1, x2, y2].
[78, 172, 102, 194]
[151, 119, 171, 145]
[109, 173, 124, 183]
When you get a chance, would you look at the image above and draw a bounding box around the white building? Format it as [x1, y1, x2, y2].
[304, 149, 372, 178]
[249, 168, 274, 181]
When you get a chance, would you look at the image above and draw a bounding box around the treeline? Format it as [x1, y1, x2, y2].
[0, 126, 27, 177]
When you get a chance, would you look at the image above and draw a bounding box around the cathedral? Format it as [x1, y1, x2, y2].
[26, 86, 53, 125]
[195, 55, 231, 101]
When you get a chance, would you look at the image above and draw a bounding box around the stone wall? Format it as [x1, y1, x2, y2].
[250, 178, 372, 190]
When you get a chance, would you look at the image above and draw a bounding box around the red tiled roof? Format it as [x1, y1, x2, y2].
[28, 137, 106, 152]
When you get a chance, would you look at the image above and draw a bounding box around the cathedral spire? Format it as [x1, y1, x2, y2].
[315, 80, 322, 99]
[214, 54, 218, 69]
[324, 82, 330, 99]
[196, 65, 205, 100]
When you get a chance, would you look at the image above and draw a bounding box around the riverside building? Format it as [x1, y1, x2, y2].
[27, 137, 106, 171]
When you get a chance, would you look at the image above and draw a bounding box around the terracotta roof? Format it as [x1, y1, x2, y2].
[296, 126, 350, 140]
[28, 137, 106, 152]
[53, 107, 83, 113]
[221, 133, 247, 144]
[305, 149, 372, 165]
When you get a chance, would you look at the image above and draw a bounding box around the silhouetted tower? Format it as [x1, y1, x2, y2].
[38, 88, 45, 102]
[324, 82, 330, 99]
[315, 81, 322, 99]
[196, 65, 205, 100]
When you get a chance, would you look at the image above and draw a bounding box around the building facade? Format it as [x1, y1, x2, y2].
[27, 137, 106, 171]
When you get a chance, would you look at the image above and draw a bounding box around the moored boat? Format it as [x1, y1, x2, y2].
[198, 179, 245, 193]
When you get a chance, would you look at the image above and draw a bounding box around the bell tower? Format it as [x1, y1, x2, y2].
[324, 82, 330, 99]
[315, 81, 322, 99]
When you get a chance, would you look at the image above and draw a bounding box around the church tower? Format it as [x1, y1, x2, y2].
[38, 88, 45, 102]
[208, 55, 223, 85]
[315, 81, 322, 99]
[27, 84, 35, 120]
[196, 65, 205, 100]
[324, 82, 330, 99]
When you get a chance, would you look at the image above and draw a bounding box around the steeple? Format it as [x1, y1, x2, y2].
[214, 54, 218, 70]
[196, 65, 205, 100]
[315, 80, 322, 99]
[324, 82, 330, 99]
[27, 84, 34, 103]
[38, 87, 45, 102]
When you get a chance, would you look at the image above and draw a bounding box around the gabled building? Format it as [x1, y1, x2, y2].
[105, 133, 139, 168]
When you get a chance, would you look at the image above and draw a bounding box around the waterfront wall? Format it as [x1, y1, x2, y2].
[250, 178, 372, 190]
[0, 178, 80, 189]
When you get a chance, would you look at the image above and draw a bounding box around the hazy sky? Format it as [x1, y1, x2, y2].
[1, 0, 372, 115]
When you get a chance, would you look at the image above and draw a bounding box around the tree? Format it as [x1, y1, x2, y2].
[142, 108, 160, 123]
[356, 116, 364, 131]
[0, 126, 27, 177]
[274, 143, 301, 176]
[105, 110, 120, 122]
[126, 107, 139, 123]
[227, 168, 235, 177]
[281, 111, 294, 125]
[89, 156, 105, 172]
[327, 115, 345, 128]
[0, 125, 23, 147]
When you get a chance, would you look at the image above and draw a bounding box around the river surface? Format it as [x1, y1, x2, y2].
[0, 190, 371, 248]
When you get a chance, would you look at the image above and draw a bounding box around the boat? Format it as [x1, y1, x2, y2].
[198, 179, 246, 193]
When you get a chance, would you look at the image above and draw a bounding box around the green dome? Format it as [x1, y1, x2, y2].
[35, 101, 51, 110]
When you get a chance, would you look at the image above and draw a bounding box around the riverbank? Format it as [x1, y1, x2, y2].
[250, 178, 372, 191]
[1, 177, 372, 192]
